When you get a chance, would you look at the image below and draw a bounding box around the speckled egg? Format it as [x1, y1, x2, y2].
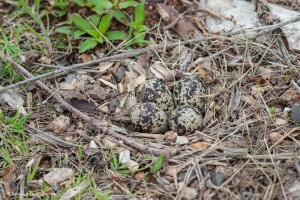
[130, 102, 168, 134]
[173, 76, 206, 110]
[137, 79, 174, 115]
[169, 105, 202, 135]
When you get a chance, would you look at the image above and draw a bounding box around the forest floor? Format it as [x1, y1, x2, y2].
[1, 0, 300, 199]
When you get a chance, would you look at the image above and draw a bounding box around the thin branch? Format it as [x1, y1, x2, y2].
[0, 38, 203, 93]
[1, 15, 299, 94]
[1, 53, 179, 156]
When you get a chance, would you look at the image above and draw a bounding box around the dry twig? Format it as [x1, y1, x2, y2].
[0, 52, 179, 156]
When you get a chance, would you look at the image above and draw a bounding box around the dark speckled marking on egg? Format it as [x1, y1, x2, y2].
[137, 79, 174, 115]
[169, 105, 202, 135]
[173, 76, 205, 110]
[130, 102, 168, 134]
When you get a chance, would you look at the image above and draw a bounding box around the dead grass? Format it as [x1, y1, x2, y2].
[1, 0, 300, 199]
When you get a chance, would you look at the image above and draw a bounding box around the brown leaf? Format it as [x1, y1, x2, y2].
[189, 142, 210, 150]
[269, 132, 283, 142]
[279, 89, 300, 103]
[0, 164, 16, 198]
[78, 54, 92, 63]
[70, 98, 97, 113]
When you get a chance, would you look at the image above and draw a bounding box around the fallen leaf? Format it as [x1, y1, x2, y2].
[128, 160, 139, 172]
[78, 54, 92, 62]
[135, 75, 146, 87]
[70, 98, 97, 113]
[1, 164, 16, 198]
[0, 86, 27, 115]
[269, 132, 283, 142]
[48, 115, 70, 134]
[189, 142, 210, 150]
[44, 168, 72, 186]
[275, 118, 287, 126]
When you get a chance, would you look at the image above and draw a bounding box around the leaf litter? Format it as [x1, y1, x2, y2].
[1, 0, 300, 199]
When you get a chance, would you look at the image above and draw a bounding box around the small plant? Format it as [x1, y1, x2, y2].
[27, 160, 40, 182]
[150, 154, 165, 174]
[269, 106, 276, 115]
[0, 110, 30, 165]
[92, 179, 111, 199]
[110, 150, 132, 174]
[255, 83, 263, 94]
[54, 0, 149, 53]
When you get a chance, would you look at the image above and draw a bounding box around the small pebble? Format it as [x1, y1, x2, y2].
[89, 140, 98, 149]
[210, 171, 226, 186]
[176, 136, 189, 145]
[291, 102, 300, 123]
[113, 66, 128, 83]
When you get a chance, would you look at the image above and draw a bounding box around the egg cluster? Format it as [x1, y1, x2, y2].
[130, 77, 206, 135]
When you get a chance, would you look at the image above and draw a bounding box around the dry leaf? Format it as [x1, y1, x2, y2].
[60, 83, 76, 90]
[0, 86, 27, 115]
[78, 54, 92, 62]
[49, 115, 70, 134]
[44, 168, 73, 186]
[135, 75, 146, 87]
[189, 142, 210, 150]
[1, 164, 16, 198]
[269, 132, 283, 141]
[97, 61, 114, 73]
[275, 118, 287, 126]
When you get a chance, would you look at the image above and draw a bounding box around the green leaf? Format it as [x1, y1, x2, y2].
[112, 0, 119, 6]
[134, 0, 145, 27]
[69, 14, 94, 31]
[70, 0, 85, 6]
[0, 109, 3, 120]
[90, 14, 100, 27]
[55, 27, 75, 35]
[99, 13, 113, 34]
[92, 6, 104, 15]
[79, 39, 98, 53]
[119, 1, 139, 9]
[150, 154, 165, 174]
[52, 9, 67, 17]
[53, 0, 68, 9]
[113, 11, 128, 25]
[86, 30, 103, 43]
[74, 30, 86, 38]
[19, 0, 41, 25]
[137, 24, 148, 32]
[88, 0, 112, 9]
[111, 151, 119, 168]
[128, 21, 137, 29]
[105, 31, 127, 41]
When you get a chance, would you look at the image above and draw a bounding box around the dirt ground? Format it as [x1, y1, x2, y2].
[1, 0, 300, 199]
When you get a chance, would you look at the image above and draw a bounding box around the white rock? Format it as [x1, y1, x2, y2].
[176, 136, 189, 145]
[89, 140, 98, 149]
